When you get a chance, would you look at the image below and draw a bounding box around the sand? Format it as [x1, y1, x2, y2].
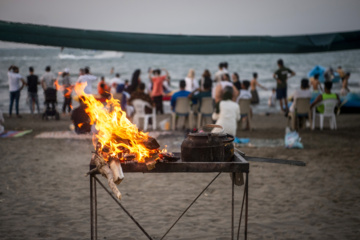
[1, 113, 360, 239]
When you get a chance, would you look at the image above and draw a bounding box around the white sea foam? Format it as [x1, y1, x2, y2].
[0, 56, 41, 61]
[58, 51, 124, 60]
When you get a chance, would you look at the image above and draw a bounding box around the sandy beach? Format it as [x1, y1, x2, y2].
[1, 112, 360, 239]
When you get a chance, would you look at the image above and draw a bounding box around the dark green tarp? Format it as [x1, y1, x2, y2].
[1, 20, 360, 54]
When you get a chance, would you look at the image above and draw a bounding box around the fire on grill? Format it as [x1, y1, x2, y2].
[76, 83, 162, 200]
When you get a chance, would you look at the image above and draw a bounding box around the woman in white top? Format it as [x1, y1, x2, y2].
[289, 78, 311, 112]
[212, 87, 240, 136]
[213, 73, 239, 103]
[184, 69, 199, 92]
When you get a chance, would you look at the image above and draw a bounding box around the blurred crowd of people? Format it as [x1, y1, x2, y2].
[6, 59, 351, 135]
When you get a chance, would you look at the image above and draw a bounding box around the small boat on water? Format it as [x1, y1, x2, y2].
[307, 65, 341, 83]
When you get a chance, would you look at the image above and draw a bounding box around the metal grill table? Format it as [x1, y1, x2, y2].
[89, 151, 249, 240]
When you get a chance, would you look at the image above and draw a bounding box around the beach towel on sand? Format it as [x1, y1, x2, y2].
[0, 130, 33, 138]
[35, 131, 92, 139]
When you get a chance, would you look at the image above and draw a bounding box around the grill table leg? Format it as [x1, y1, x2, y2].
[245, 172, 248, 240]
[232, 172, 235, 240]
[90, 175, 97, 240]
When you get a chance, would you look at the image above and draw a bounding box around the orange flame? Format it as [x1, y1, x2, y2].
[74, 82, 157, 162]
[161, 145, 168, 153]
[54, 80, 61, 91]
[55, 80, 73, 97]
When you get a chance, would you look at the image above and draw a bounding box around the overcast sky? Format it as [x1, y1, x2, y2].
[1, 0, 360, 48]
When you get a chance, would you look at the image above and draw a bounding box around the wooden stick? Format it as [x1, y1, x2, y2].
[91, 153, 122, 200]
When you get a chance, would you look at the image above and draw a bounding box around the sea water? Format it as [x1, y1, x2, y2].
[0, 47, 359, 114]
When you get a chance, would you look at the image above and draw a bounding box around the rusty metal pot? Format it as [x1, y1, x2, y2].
[181, 125, 234, 162]
[181, 132, 224, 162]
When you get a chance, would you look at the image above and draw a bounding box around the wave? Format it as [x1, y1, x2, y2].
[58, 51, 124, 60]
[0, 56, 42, 61]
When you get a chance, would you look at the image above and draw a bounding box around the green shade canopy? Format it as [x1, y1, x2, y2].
[1, 20, 360, 54]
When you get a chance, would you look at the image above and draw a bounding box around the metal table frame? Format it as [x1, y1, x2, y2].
[90, 151, 249, 240]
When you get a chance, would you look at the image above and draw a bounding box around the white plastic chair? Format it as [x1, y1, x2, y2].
[238, 99, 252, 130]
[197, 97, 214, 129]
[312, 99, 338, 130]
[288, 98, 311, 130]
[132, 99, 156, 131]
[171, 97, 194, 130]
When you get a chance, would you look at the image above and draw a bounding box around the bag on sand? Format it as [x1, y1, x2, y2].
[284, 127, 303, 149]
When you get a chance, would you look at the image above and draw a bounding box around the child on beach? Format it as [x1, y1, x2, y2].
[310, 74, 323, 93]
[250, 72, 267, 104]
[268, 88, 276, 107]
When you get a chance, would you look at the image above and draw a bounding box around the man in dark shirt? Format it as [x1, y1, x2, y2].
[27, 67, 40, 114]
[71, 97, 91, 134]
[273, 59, 295, 113]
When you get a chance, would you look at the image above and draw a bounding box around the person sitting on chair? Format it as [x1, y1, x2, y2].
[288, 79, 311, 129]
[310, 81, 340, 113]
[289, 78, 311, 113]
[235, 80, 253, 130]
[236, 80, 252, 102]
[188, 76, 212, 111]
[171, 80, 191, 111]
[212, 87, 240, 136]
[129, 83, 154, 114]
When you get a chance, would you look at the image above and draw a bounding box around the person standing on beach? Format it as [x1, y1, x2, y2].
[60, 69, 73, 114]
[222, 62, 229, 74]
[149, 68, 169, 114]
[232, 72, 241, 90]
[273, 59, 295, 113]
[40, 66, 56, 90]
[110, 73, 123, 95]
[8, 65, 26, 118]
[26, 67, 40, 115]
[127, 69, 142, 95]
[337, 66, 345, 80]
[340, 72, 351, 96]
[214, 62, 225, 83]
[310, 74, 323, 93]
[184, 69, 199, 92]
[250, 72, 267, 104]
[77, 67, 98, 95]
